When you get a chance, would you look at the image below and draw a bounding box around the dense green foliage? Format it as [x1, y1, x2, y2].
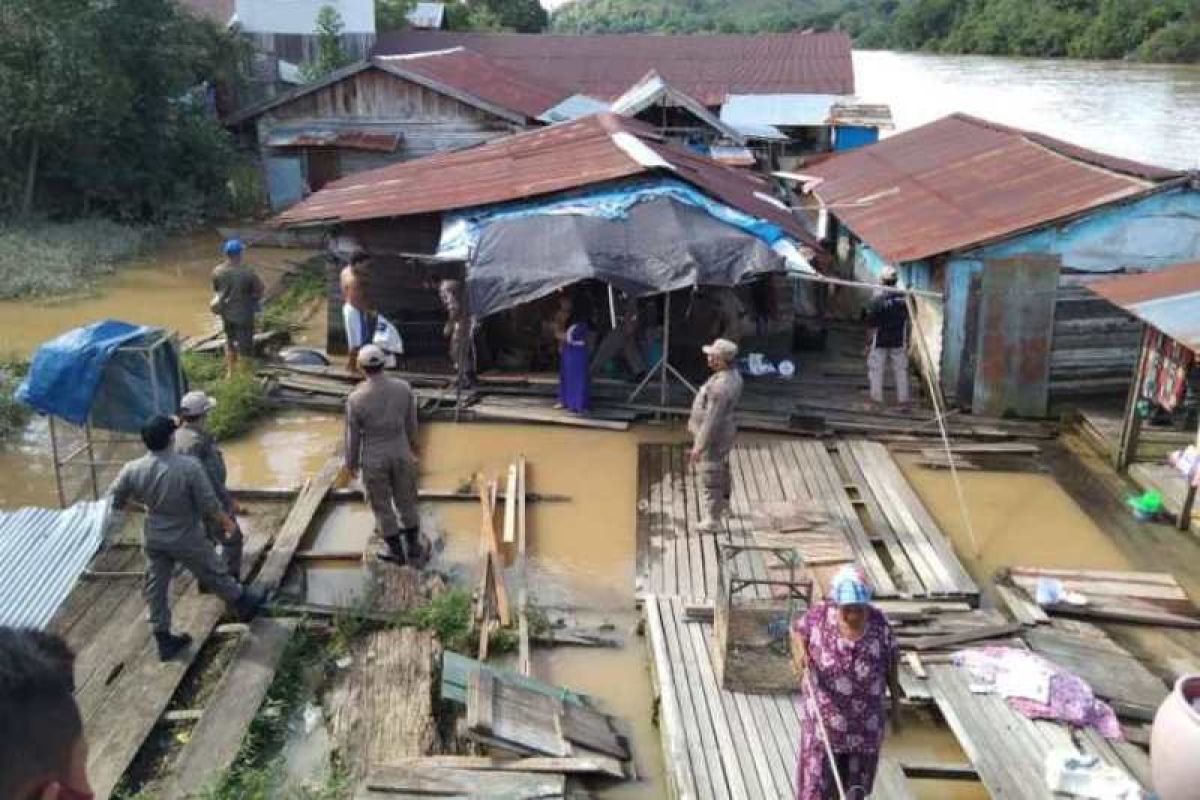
[551, 0, 1200, 62]
[0, 358, 30, 440]
[0, 0, 249, 223]
[444, 0, 549, 31]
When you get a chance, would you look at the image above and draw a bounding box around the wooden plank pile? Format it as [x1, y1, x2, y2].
[1003, 567, 1200, 628]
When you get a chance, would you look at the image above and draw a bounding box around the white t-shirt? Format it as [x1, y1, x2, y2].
[343, 305, 403, 360]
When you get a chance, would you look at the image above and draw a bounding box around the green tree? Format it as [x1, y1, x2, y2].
[377, 0, 416, 32]
[302, 5, 353, 81]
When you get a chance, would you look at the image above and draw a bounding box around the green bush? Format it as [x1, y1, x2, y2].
[0, 220, 150, 299]
[0, 358, 30, 439]
[181, 351, 267, 441]
[261, 260, 326, 337]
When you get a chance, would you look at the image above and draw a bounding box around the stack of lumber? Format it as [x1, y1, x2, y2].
[889, 608, 1023, 653]
[1005, 567, 1200, 628]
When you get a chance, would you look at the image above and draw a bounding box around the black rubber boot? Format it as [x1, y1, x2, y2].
[403, 527, 428, 568]
[233, 588, 265, 622]
[377, 534, 408, 566]
[155, 632, 193, 662]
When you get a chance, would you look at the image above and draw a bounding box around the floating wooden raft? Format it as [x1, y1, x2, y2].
[1006, 567, 1200, 628]
[634, 440, 978, 603]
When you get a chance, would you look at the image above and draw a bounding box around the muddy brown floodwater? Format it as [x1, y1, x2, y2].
[0, 231, 312, 357]
[898, 455, 1134, 588]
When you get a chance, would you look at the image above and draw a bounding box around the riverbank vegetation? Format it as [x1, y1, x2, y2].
[181, 352, 267, 441]
[1, 0, 249, 224]
[551, 0, 1200, 63]
[0, 220, 151, 299]
[0, 357, 30, 440]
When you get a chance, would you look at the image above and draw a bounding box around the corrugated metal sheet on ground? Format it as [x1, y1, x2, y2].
[0, 500, 110, 629]
[274, 113, 818, 250]
[806, 113, 1185, 264]
[372, 29, 855, 103]
[1089, 260, 1200, 350]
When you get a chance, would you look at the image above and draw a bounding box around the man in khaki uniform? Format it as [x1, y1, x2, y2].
[174, 390, 242, 576]
[344, 345, 427, 566]
[211, 239, 265, 378]
[688, 338, 744, 531]
[109, 416, 262, 661]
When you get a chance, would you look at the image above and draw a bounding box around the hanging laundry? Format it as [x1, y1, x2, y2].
[1141, 329, 1194, 412]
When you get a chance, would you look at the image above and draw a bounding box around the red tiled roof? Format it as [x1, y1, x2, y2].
[275, 113, 814, 248]
[377, 48, 570, 120]
[372, 30, 855, 104]
[806, 113, 1185, 264]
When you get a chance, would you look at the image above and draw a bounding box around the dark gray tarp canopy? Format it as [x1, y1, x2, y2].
[465, 197, 784, 318]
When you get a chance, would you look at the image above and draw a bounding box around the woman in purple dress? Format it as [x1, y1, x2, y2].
[791, 567, 901, 800]
[556, 309, 591, 414]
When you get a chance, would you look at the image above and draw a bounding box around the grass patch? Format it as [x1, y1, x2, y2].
[0, 356, 30, 439]
[181, 351, 267, 441]
[397, 589, 517, 656]
[0, 219, 152, 299]
[261, 259, 326, 337]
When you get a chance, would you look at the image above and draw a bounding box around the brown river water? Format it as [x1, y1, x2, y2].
[4, 49, 1194, 788]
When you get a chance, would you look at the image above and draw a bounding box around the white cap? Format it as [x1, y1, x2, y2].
[357, 343, 387, 368]
[702, 338, 739, 361]
[179, 390, 216, 417]
[881, 266, 898, 283]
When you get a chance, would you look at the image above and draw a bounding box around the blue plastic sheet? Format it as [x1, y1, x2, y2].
[438, 177, 790, 260]
[17, 320, 184, 432]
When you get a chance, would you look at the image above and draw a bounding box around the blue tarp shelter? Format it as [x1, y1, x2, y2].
[17, 320, 184, 433]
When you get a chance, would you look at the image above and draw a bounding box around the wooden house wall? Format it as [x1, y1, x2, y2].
[259, 69, 519, 162]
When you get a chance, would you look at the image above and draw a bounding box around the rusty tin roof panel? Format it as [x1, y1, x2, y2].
[276, 113, 815, 247]
[807, 113, 1184, 264]
[1090, 261, 1200, 350]
[378, 48, 570, 119]
[372, 29, 855, 104]
[267, 129, 401, 152]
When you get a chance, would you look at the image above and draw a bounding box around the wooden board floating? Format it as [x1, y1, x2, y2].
[635, 441, 978, 603]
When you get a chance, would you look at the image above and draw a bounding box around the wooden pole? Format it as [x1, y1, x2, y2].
[1116, 326, 1152, 471]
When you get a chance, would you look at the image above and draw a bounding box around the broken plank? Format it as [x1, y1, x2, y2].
[906, 623, 1024, 652]
[478, 481, 511, 626]
[380, 754, 623, 778]
[995, 584, 1049, 626]
[362, 764, 565, 799]
[503, 460, 518, 545]
[469, 403, 630, 430]
[159, 618, 297, 799]
[901, 761, 979, 780]
[441, 652, 593, 708]
[253, 456, 342, 594]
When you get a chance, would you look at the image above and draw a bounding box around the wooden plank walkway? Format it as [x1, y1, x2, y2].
[636, 440, 978, 603]
[925, 662, 1151, 799]
[644, 595, 914, 800]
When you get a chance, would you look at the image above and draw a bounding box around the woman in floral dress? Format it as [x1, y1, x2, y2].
[791, 567, 902, 799]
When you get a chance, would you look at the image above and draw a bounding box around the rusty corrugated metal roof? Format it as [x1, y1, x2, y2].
[266, 129, 401, 152]
[1089, 261, 1200, 351]
[377, 48, 570, 120]
[275, 113, 815, 248]
[229, 50, 569, 127]
[372, 30, 855, 104]
[806, 113, 1186, 264]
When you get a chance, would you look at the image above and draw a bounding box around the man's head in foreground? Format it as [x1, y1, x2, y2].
[0, 628, 91, 800]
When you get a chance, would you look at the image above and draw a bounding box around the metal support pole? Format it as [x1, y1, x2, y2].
[660, 291, 671, 411]
[84, 420, 100, 501]
[49, 416, 66, 509]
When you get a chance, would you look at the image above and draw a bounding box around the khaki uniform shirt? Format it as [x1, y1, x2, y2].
[212, 263, 264, 324]
[109, 451, 221, 547]
[345, 375, 418, 472]
[688, 368, 743, 460]
[174, 424, 231, 510]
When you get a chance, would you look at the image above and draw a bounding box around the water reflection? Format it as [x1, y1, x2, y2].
[856, 50, 1200, 169]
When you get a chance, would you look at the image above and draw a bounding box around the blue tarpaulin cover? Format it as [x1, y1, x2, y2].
[17, 320, 183, 432]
